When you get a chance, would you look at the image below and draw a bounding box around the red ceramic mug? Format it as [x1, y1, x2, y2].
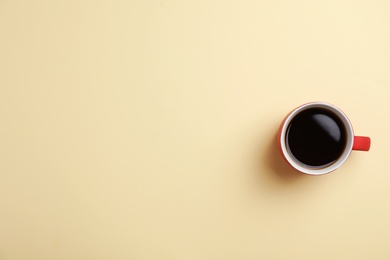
[278, 102, 370, 175]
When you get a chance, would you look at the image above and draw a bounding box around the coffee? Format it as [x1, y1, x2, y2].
[286, 108, 347, 167]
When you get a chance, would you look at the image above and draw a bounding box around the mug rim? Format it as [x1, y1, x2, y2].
[279, 102, 354, 175]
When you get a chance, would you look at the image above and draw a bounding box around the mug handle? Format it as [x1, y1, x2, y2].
[353, 136, 371, 151]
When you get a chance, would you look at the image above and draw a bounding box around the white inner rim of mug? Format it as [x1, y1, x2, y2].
[280, 102, 354, 175]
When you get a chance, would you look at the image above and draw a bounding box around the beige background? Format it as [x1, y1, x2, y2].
[0, 1, 389, 259]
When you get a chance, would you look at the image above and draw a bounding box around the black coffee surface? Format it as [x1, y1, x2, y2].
[286, 108, 346, 167]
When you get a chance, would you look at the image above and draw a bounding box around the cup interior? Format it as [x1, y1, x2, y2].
[280, 102, 354, 175]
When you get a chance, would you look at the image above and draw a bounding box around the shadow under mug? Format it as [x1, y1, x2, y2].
[278, 102, 370, 175]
